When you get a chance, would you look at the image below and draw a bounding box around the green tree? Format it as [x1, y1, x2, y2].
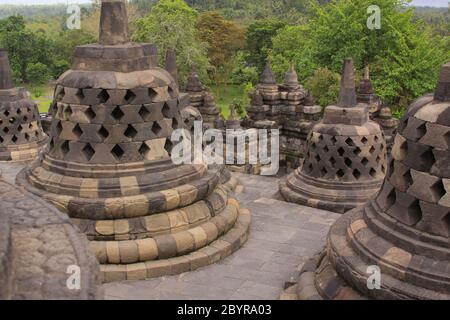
[26, 62, 50, 84]
[270, 0, 449, 107]
[306, 67, 340, 107]
[133, 0, 210, 85]
[196, 11, 246, 87]
[246, 18, 286, 72]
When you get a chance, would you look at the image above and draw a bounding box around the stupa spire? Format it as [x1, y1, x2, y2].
[260, 60, 276, 85]
[434, 62, 450, 102]
[338, 58, 357, 108]
[0, 50, 14, 90]
[98, 0, 129, 45]
[165, 49, 178, 86]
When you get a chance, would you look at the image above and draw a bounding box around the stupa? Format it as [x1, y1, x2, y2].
[357, 66, 399, 151]
[0, 50, 47, 161]
[284, 61, 450, 300]
[17, 0, 250, 282]
[279, 58, 387, 213]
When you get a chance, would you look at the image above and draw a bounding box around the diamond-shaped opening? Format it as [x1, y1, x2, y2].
[336, 169, 345, 178]
[138, 142, 150, 158]
[75, 89, 85, 102]
[374, 135, 379, 143]
[111, 144, 124, 160]
[3, 110, 9, 117]
[345, 138, 354, 146]
[72, 124, 83, 138]
[0, 136, 3, 144]
[3, 127, 9, 134]
[162, 103, 171, 118]
[124, 90, 136, 104]
[9, 117, 15, 124]
[403, 169, 413, 186]
[338, 147, 345, 157]
[370, 168, 377, 178]
[24, 133, 30, 141]
[64, 105, 73, 119]
[56, 121, 63, 135]
[331, 136, 337, 144]
[152, 122, 162, 135]
[361, 137, 368, 144]
[97, 89, 110, 104]
[172, 117, 179, 130]
[353, 169, 361, 180]
[369, 146, 376, 154]
[318, 134, 324, 141]
[164, 139, 173, 154]
[381, 164, 386, 174]
[386, 188, 396, 208]
[419, 148, 435, 170]
[55, 87, 65, 101]
[321, 167, 327, 177]
[17, 108, 22, 115]
[48, 138, 54, 151]
[61, 140, 70, 155]
[362, 157, 369, 166]
[82, 143, 95, 161]
[375, 156, 381, 164]
[124, 125, 137, 139]
[307, 163, 313, 173]
[406, 200, 422, 226]
[430, 179, 446, 202]
[330, 157, 336, 165]
[344, 158, 352, 167]
[85, 106, 96, 120]
[139, 105, 150, 121]
[168, 86, 176, 98]
[310, 142, 317, 150]
[111, 106, 125, 120]
[148, 88, 157, 101]
[323, 145, 329, 153]
[315, 154, 321, 162]
[98, 126, 109, 139]
[17, 125, 23, 132]
[23, 115, 28, 122]
[11, 135, 18, 143]
[416, 123, 427, 140]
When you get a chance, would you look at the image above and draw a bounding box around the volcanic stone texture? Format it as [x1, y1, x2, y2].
[0, 177, 102, 299]
[17, 0, 249, 282]
[283, 62, 450, 300]
[280, 59, 387, 213]
[0, 51, 47, 162]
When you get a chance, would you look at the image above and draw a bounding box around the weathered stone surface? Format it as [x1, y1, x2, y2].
[0, 178, 102, 299]
[284, 61, 450, 300]
[280, 58, 387, 214]
[0, 50, 47, 162]
[17, 2, 249, 282]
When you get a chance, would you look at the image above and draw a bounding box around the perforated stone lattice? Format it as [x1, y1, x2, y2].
[47, 86, 182, 164]
[0, 92, 44, 147]
[301, 132, 387, 182]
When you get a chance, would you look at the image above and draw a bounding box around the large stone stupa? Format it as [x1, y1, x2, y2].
[279, 58, 387, 213]
[17, 0, 250, 282]
[0, 50, 47, 162]
[283, 61, 450, 300]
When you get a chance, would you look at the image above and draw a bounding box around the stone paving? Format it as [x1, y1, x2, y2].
[103, 173, 340, 300]
[0, 163, 340, 300]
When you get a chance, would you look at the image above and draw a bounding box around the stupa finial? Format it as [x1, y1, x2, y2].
[99, 0, 129, 46]
[0, 50, 14, 90]
[338, 58, 357, 108]
[434, 62, 450, 102]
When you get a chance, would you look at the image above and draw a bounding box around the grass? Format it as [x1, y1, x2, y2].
[26, 83, 54, 113]
[209, 84, 246, 119]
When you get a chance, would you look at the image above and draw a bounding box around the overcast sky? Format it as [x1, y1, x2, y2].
[0, 0, 448, 6]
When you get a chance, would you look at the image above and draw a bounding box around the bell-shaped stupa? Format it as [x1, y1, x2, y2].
[17, 0, 250, 282]
[279, 58, 387, 213]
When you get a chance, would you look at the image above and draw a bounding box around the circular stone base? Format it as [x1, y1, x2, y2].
[100, 205, 250, 282]
[279, 171, 382, 214]
[281, 206, 450, 300]
[0, 140, 47, 162]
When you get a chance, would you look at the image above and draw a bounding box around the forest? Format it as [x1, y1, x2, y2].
[0, 0, 448, 117]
